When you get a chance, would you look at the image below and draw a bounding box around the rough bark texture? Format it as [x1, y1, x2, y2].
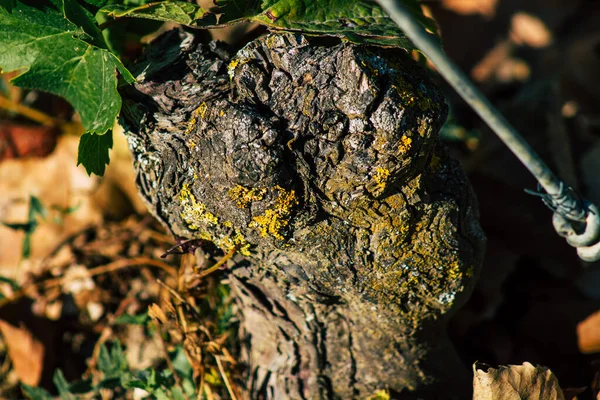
[122, 30, 486, 399]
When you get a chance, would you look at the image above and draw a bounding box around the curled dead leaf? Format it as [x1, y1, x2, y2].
[473, 362, 565, 400]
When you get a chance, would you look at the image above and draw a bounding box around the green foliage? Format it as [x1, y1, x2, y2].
[102, 0, 438, 48]
[21, 384, 53, 400]
[0, 1, 134, 134]
[1, 195, 48, 259]
[53, 370, 78, 400]
[97, 341, 129, 379]
[0, 0, 15, 12]
[77, 130, 113, 176]
[1, 195, 81, 258]
[0, 0, 135, 175]
[0, 0, 438, 176]
[102, 1, 217, 26]
[21, 335, 198, 399]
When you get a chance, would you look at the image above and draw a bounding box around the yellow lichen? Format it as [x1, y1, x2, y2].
[392, 79, 416, 108]
[178, 184, 251, 255]
[187, 139, 197, 149]
[251, 186, 299, 240]
[228, 185, 267, 209]
[184, 102, 208, 135]
[392, 76, 437, 112]
[227, 58, 249, 79]
[179, 184, 219, 227]
[446, 261, 463, 281]
[367, 389, 391, 400]
[373, 167, 390, 192]
[398, 135, 412, 154]
[228, 59, 240, 71]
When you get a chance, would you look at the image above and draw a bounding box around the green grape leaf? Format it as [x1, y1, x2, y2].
[62, 0, 106, 48]
[77, 130, 113, 176]
[248, 0, 426, 48]
[21, 384, 53, 400]
[101, 0, 439, 49]
[101, 1, 218, 27]
[0, 1, 134, 137]
[53, 370, 77, 400]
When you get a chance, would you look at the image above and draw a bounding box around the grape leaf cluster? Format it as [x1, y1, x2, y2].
[0, 0, 437, 176]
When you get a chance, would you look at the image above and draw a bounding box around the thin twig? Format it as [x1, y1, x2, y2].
[0, 95, 64, 127]
[204, 384, 215, 400]
[0, 257, 177, 309]
[156, 279, 212, 338]
[214, 355, 238, 400]
[196, 246, 238, 280]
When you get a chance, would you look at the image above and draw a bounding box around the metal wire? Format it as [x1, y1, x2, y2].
[375, 0, 600, 261]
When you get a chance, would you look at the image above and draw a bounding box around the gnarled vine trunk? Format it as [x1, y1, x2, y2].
[122, 30, 485, 399]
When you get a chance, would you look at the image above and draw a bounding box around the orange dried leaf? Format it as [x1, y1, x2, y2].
[0, 319, 44, 386]
[441, 0, 498, 18]
[577, 310, 600, 354]
[510, 12, 553, 48]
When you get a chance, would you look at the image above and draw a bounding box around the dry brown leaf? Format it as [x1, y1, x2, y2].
[473, 362, 565, 400]
[577, 309, 600, 354]
[0, 319, 44, 386]
[0, 128, 145, 281]
[148, 303, 168, 324]
[441, 0, 498, 18]
[510, 12, 553, 48]
[0, 124, 59, 161]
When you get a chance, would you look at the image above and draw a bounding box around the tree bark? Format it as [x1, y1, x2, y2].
[122, 30, 486, 399]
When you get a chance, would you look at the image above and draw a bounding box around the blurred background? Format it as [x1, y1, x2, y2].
[2, 0, 600, 398]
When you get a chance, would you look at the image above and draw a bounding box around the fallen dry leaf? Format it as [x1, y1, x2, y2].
[0, 123, 59, 161]
[0, 319, 44, 386]
[510, 12, 553, 48]
[577, 309, 600, 354]
[441, 0, 497, 18]
[473, 362, 565, 400]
